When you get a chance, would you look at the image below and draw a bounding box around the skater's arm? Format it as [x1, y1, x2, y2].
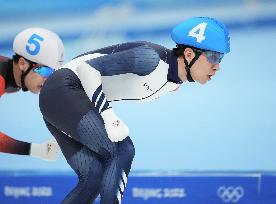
[75, 59, 129, 142]
[0, 132, 59, 161]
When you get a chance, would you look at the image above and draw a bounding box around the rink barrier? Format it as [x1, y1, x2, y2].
[0, 171, 275, 204]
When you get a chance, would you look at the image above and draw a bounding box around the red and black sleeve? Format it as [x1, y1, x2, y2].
[0, 132, 31, 155]
[0, 58, 30, 155]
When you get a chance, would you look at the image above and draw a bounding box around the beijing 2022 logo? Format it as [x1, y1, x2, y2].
[217, 186, 244, 203]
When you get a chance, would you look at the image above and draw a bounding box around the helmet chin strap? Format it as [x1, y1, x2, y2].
[20, 65, 34, 92]
[182, 52, 202, 82]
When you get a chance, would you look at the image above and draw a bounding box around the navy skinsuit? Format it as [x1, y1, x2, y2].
[39, 41, 182, 204]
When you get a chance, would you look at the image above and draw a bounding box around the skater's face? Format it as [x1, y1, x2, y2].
[24, 67, 48, 93]
[183, 48, 221, 84]
[191, 52, 220, 84]
[17, 58, 50, 93]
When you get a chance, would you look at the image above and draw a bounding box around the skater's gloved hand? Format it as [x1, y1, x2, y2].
[100, 108, 129, 142]
[30, 138, 60, 161]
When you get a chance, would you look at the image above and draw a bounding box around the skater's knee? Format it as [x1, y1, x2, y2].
[68, 147, 103, 178]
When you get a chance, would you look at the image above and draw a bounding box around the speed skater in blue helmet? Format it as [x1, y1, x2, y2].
[171, 16, 230, 83]
[37, 18, 228, 203]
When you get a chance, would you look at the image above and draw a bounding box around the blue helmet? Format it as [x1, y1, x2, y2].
[171, 17, 230, 54]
